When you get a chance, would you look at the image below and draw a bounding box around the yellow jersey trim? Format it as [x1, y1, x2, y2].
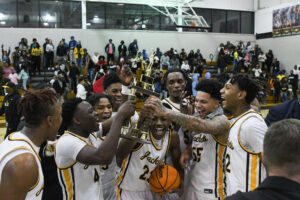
[8, 133, 41, 161]
[164, 98, 180, 111]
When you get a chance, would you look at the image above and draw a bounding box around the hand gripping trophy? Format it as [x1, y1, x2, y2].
[121, 49, 159, 143]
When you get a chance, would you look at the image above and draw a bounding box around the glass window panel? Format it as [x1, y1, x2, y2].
[40, 1, 58, 28]
[227, 10, 240, 33]
[142, 5, 160, 30]
[18, 0, 39, 28]
[124, 4, 142, 30]
[241, 12, 254, 34]
[57, 1, 81, 28]
[212, 10, 226, 33]
[194, 8, 212, 32]
[161, 7, 176, 31]
[86, 2, 105, 29]
[0, 0, 17, 27]
[106, 3, 124, 29]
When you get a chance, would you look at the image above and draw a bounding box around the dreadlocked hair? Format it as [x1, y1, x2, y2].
[18, 89, 58, 128]
[58, 98, 83, 135]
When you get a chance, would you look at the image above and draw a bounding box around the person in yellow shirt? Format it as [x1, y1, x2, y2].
[232, 48, 238, 71]
[74, 43, 84, 69]
[31, 43, 43, 75]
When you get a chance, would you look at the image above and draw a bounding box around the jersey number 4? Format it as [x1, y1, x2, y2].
[139, 165, 150, 181]
[192, 147, 203, 162]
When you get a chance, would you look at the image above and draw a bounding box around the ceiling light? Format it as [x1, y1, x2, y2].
[43, 22, 49, 26]
[0, 21, 6, 25]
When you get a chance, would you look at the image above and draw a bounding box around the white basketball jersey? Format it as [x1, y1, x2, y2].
[99, 136, 118, 200]
[55, 131, 103, 200]
[187, 107, 226, 200]
[116, 130, 171, 193]
[161, 98, 180, 112]
[0, 132, 44, 200]
[226, 110, 267, 195]
[189, 134, 226, 200]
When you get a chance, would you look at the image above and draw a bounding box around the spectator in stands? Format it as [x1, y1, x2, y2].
[3, 62, 15, 79]
[69, 36, 77, 64]
[179, 48, 187, 65]
[0, 81, 21, 138]
[293, 65, 300, 77]
[258, 51, 266, 70]
[274, 77, 281, 103]
[118, 40, 127, 59]
[128, 39, 138, 57]
[18, 38, 28, 52]
[43, 38, 49, 69]
[181, 60, 190, 73]
[53, 74, 67, 103]
[232, 48, 238, 71]
[74, 42, 84, 69]
[62, 38, 69, 52]
[187, 50, 195, 66]
[97, 55, 107, 73]
[272, 58, 280, 77]
[227, 119, 300, 199]
[12, 47, 21, 71]
[8, 70, 20, 86]
[56, 40, 67, 64]
[105, 39, 115, 62]
[160, 52, 170, 70]
[252, 64, 262, 78]
[85, 50, 95, 83]
[29, 38, 40, 53]
[142, 49, 148, 60]
[68, 62, 80, 93]
[19, 65, 29, 90]
[46, 39, 54, 70]
[155, 48, 162, 60]
[170, 55, 180, 70]
[288, 70, 299, 98]
[265, 50, 274, 73]
[280, 77, 289, 102]
[1, 45, 11, 65]
[76, 76, 87, 100]
[195, 49, 203, 61]
[277, 70, 286, 81]
[217, 49, 226, 73]
[31, 43, 43, 75]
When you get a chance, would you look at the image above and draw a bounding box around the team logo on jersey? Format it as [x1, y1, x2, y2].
[193, 135, 208, 143]
[227, 140, 234, 150]
[140, 151, 160, 165]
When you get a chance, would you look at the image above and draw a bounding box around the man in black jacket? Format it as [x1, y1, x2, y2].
[118, 40, 127, 59]
[0, 81, 21, 138]
[128, 39, 138, 58]
[226, 119, 300, 200]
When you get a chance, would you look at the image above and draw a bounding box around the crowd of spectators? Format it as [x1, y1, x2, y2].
[0, 37, 298, 104]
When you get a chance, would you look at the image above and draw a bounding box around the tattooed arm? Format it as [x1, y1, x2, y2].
[145, 97, 230, 136]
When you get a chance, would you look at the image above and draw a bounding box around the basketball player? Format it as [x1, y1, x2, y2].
[55, 98, 135, 200]
[116, 102, 183, 200]
[0, 89, 62, 200]
[180, 80, 229, 200]
[87, 93, 117, 200]
[220, 74, 267, 195]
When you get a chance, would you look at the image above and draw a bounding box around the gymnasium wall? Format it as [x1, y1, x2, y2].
[0, 28, 255, 62]
[255, 1, 300, 71]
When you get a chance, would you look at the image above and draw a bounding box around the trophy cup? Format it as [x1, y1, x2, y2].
[121, 49, 159, 143]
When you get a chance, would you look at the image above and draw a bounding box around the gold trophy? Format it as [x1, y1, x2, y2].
[121, 49, 159, 143]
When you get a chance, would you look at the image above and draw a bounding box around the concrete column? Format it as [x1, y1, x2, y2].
[177, 6, 183, 32]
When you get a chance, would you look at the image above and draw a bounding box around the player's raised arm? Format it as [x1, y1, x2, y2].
[145, 96, 230, 136]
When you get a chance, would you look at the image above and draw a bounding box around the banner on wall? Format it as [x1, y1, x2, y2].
[273, 5, 300, 37]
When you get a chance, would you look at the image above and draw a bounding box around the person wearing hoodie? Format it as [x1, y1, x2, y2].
[0, 81, 21, 138]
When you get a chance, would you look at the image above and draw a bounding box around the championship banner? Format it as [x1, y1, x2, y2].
[273, 5, 300, 37]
